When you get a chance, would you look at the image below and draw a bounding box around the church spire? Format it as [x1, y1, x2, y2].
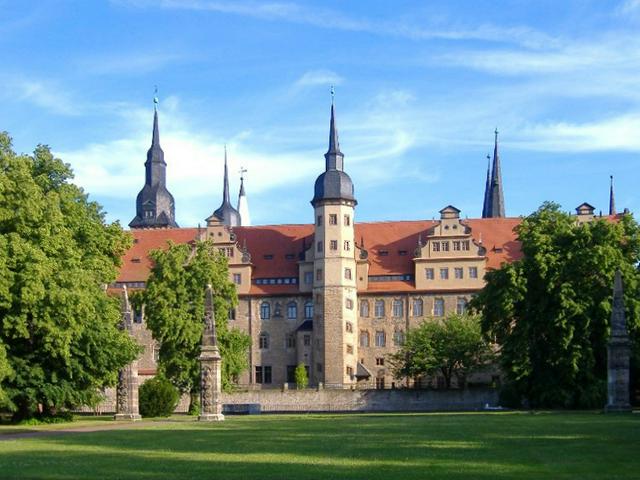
[488, 128, 506, 218]
[207, 145, 241, 227]
[481, 154, 491, 218]
[325, 86, 344, 171]
[609, 175, 616, 216]
[237, 167, 251, 226]
[129, 91, 178, 229]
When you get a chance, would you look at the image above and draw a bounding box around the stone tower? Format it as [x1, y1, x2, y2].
[605, 270, 632, 413]
[114, 286, 142, 421]
[310, 97, 358, 388]
[199, 285, 225, 421]
[129, 96, 178, 229]
[206, 146, 241, 227]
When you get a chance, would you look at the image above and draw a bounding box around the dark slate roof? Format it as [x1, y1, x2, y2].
[296, 319, 313, 332]
[208, 149, 240, 227]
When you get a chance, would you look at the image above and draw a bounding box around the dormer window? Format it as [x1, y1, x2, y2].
[144, 210, 154, 219]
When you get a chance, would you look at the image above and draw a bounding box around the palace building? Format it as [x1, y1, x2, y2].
[114, 99, 618, 389]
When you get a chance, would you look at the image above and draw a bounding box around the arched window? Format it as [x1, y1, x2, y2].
[375, 330, 386, 347]
[260, 302, 271, 320]
[360, 300, 369, 317]
[287, 301, 297, 319]
[393, 329, 405, 346]
[413, 298, 423, 317]
[359, 330, 370, 347]
[259, 332, 269, 349]
[304, 301, 313, 319]
[374, 300, 385, 318]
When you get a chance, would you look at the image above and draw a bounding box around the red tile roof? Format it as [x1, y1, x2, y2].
[116, 218, 523, 295]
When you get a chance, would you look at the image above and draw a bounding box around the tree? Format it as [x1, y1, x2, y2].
[390, 314, 493, 388]
[0, 341, 11, 408]
[471, 202, 640, 408]
[294, 363, 308, 389]
[0, 132, 140, 420]
[141, 241, 250, 411]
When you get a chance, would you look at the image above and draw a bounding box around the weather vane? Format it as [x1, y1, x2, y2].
[153, 85, 159, 110]
[330, 85, 335, 103]
[239, 166, 248, 179]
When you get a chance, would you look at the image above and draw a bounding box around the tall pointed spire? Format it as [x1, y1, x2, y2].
[482, 154, 491, 218]
[609, 175, 616, 216]
[325, 86, 344, 171]
[208, 145, 241, 226]
[129, 89, 178, 229]
[488, 128, 506, 218]
[237, 167, 251, 226]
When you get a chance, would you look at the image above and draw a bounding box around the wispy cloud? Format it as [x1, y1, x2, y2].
[114, 0, 559, 49]
[77, 51, 192, 75]
[294, 70, 343, 88]
[0, 75, 81, 115]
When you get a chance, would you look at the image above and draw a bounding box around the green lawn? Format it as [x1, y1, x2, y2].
[0, 412, 638, 479]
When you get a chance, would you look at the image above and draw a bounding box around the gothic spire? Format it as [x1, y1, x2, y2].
[609, 175, 616, 216]
[325, 87, 344, 171]
[488, 128, 505, 218]
[208, 145, 241, 226]
[482, 154, 491, 218]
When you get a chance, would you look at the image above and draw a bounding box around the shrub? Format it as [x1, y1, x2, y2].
[295, 364, 308, 390]
[139, 376, 179, 418]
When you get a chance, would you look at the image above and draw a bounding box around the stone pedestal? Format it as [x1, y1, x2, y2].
[604, 271, 632, 413]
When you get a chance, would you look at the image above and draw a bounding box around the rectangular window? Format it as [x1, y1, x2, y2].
[392, 299, 403, 318]
[375, 330, 386, 347]
[286, 334, 296, 349]
[344, 214, 351, 226]
[452, 241, 461, 251]
[462, 241, 470, 251]
[469, 267, 478, 279]
[345, 267, 352, 280]
[346, 366, 354, 377]
[441, 241, 450, 252]
[317, 241, 323, 253]
[374, 300, 385, 318]
[329, 214, 337, 225]
[346, 298, 354, 310]
[304, 271, 313, 284]
[344, 240, 350, 251]
[360, 331, 370, 347]
[304, 334, 311, 346]
[425, 268, 434, 280]
[360, 300, 369, 317]
[413, 298, 423, 317]
[259, 334, 269, 349]
[457, 298, 467, 315]
[376, 357, 385, 366]
[434, 298, 445, 317]
[432, 242, 440, 252]
[316, 269, 322, 281]
[376, 377, 385, 389]
[440, 268, 449, 280]
[233, 273, 242, 285]
[346, 344, 354, 355]
[255, 366, 272, 384]
[330, 240, 338, 250]
[454, 267, 463, 279]
[317, 215, 322, 226]
[228, 308, 236, 321]
[287, 365, 296, 383]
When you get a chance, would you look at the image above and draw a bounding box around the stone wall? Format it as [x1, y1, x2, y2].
[218, 387, 498, 413]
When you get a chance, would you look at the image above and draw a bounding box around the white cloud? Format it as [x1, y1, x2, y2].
[0, 75, 81, 115]
[294, 70, 343, 88]
[77, 51, 191, 75]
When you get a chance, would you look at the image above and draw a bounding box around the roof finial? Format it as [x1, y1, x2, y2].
[330, 85, 335, 104]
[609, 175, 616, 216]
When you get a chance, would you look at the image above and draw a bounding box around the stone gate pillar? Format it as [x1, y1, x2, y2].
[605, 270, 632, 413]
[199, 285, 225, 421]
[115, 286, 142, 421]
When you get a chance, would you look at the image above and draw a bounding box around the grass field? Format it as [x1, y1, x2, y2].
[0, 411, 638, 479]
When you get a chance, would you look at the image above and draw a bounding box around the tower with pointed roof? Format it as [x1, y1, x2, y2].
[482, 129, 506, 218]
[237, 167, 251, 226]
[481, 154, 491, 218]
[207, 146, 241, 227]
[311, 92, 358, 387]
[129, 96, 178, 229]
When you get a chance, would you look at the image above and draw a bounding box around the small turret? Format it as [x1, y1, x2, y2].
[237, 167, 251, 226]
[207, 146, 241, 227]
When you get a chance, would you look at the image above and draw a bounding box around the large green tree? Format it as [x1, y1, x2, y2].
[389, 314, 493, 388]
[471, 202, 640, 408]
[141, 241, 250, 410]
[0, 132, 140, 420]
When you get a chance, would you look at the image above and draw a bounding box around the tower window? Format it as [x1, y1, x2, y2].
[344, 214, 351, 226]
[346, 344, 354, 354]
[344, 240, 350, 251]
[330, 240, 338, 250]
[329, 214, 338, 225]
[346, 321, 353, 333]
[317, 241, 323, 253]
[345, 267, 352, 280]
[233, 273, 242, 285]
[346, 298, 354, 310]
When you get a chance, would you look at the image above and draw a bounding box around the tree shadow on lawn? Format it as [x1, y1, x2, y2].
[1, 413, 638, 480]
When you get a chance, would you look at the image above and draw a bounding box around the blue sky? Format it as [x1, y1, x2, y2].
[2, 0, 639, 227]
